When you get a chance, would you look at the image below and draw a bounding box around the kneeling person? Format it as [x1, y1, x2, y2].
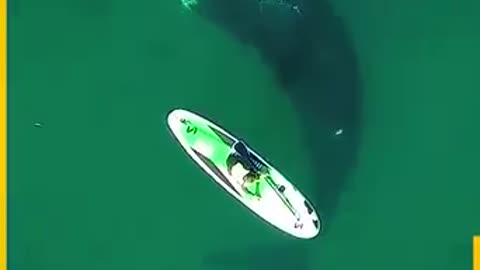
[226, 141, 268, 199]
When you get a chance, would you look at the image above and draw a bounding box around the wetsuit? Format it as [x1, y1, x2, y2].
[226, 141, 268, 175]
[226, 141, 269, 198]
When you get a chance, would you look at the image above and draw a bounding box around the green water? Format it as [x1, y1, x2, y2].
[8, 0, 480, 270]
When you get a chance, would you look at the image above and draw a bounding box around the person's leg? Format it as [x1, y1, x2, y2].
[249, 154, 269, 174]
[233, 141, 249, 157]
[226, 153, 239, 175]
[233, 141, 257, 171]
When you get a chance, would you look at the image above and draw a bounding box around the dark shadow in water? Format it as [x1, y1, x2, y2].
[193, 0, 363, 228]
[202, 243, 309, 270]
[190, 0, 362, 269]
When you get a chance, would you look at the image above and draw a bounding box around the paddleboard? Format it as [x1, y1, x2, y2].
[166, 109, 321, 239]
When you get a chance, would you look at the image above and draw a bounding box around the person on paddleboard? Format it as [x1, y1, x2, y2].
[226, 141, 269, 199]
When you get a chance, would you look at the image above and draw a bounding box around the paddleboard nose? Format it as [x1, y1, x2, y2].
[167, 109, 188, 128]
[168, 109, 181, 121]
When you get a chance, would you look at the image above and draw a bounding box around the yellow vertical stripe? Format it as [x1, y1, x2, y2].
[474, 236, 480, 270]
[0, 0, 6, 268]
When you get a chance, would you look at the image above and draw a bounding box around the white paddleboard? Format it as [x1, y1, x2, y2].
[166, 109, 321, 239]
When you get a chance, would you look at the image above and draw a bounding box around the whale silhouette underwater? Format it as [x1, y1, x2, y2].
[183, 0, 364, 268]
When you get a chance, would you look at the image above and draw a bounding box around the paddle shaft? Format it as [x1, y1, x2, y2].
[265, 176, 301, 220]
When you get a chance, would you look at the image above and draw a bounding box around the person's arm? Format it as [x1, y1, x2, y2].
[242, 182, 261, 198]
[253, 182, 262, 198]
[241, 182, 253, 194]
[242, 182, 260, 198]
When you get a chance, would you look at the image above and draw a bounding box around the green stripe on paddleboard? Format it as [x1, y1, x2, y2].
[179, 118, 232, 166]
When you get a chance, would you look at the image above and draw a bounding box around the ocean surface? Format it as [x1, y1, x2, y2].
[7, 0, 480, 269]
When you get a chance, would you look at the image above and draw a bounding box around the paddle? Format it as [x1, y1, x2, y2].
[264, 175, 301, 221]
